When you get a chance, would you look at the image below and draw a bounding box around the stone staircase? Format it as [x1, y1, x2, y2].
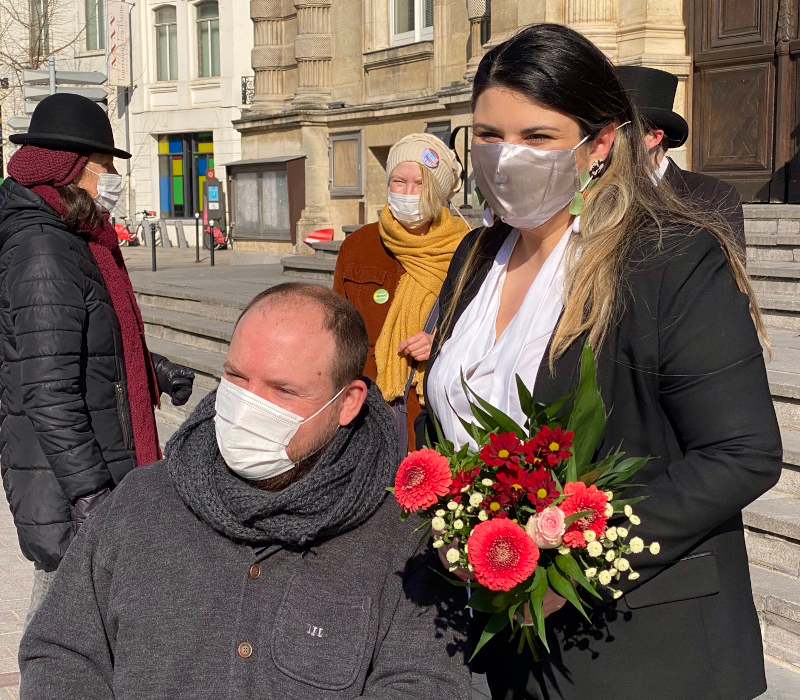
[281, 240, 342, 280]
[744, 205, 800, 679]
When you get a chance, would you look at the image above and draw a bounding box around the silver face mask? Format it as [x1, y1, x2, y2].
[84, 166, 124, 213]
[471, 135, 591, 230]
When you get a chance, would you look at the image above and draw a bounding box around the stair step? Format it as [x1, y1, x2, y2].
[143, 307, 234, 355]
[750, 262, 800, 297]
[145, 336, 224, 391]
[136, 285, 247, 324]
[156, 419, 178, 451]
[312, 240, 342, 260]
[281, 255, 337, 280]
[748, 245, 800, 264]
[750, 565, 800, 671]
[762, 659, 800, 700]
[766, 330, 800, 430]
[759, 295, 800, 331]
[156, 385, 211, 429]
[747, 233, 800, 247]
[744, 490, 800, 578]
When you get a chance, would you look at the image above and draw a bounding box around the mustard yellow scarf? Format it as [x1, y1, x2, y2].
[375, 205, 470, 403]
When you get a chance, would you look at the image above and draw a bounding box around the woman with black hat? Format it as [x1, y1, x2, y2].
[0, 93, 195, 626]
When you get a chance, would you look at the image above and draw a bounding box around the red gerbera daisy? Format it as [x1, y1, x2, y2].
[533, 426, 574, 466]
[558, 481, 608, 548]
[525, 468, 560, 512]
[394, 449, 452, 512]
[467, 518, 540, 591]
[448, 466, 481, 503]
[480, 432, 522, 467]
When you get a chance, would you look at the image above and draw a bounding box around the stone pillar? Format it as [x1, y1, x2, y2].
[250, 0, 296, 114]
[464, 0, 491, 81]
[292, 0, 332, 107]
[566, 0, 618, 61]
[484, 0, 545, 48]
[295, 122, 333, 244]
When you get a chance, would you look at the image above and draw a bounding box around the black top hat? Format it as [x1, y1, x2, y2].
[9, 93, 131, 159]
[616, 66, 689, 149]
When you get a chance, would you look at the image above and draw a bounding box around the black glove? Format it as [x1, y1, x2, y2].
[152, 354, 195, 406]
[74, 487, 111, 531]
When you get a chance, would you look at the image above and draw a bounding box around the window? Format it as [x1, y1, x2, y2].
[196, 1, 220, 78]
[157, 132, 214, 218]
[426, 121, 451, 147]
[391, 0, 433, 46]
[233, 169, 291, 240]
[155, 6, 178, 81]
[30, 0, 50, 60]
[329, 132, 362, 196]
[85, 0, 105, 51]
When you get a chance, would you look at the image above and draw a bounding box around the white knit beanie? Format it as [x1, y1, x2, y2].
[386, 133, 463, 201]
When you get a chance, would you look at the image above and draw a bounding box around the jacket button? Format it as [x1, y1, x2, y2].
[249, 563, 261, 579]
[238, 642, 253, 658]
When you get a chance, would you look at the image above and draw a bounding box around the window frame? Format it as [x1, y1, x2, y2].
[85, 0, 106, 52]
[195, 0, 220, 78]
[328, 131, 363, 197]
[29, 0, 50, 58]
[154, 5, 178, 82]
[390, 0, 433, 47]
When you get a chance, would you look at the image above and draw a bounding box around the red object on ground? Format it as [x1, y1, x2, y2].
[303, 227, 334, 246]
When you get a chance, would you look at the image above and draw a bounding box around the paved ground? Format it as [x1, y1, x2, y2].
[121, 244, 231, 271]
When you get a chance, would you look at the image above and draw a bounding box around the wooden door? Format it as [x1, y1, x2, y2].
[692, 0, 800, 202]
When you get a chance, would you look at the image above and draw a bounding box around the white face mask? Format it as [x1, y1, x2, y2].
[85, 166, 124, 213]
[214, 377, 345, 481]
[387, 191, 428, 228]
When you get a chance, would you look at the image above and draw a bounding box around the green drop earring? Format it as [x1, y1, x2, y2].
[569, 159, 605, 215]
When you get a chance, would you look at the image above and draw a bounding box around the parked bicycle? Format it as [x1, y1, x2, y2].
[113, 216, 139, 247]
[203, 222, 228, 250]
[134, 211, 161, 246]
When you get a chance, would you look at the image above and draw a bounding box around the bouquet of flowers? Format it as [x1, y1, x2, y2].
[391, 344, 659, 658]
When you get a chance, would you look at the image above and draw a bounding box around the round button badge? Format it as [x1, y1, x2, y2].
[373, 289, 390, 304]
[421, 148, 439, 169]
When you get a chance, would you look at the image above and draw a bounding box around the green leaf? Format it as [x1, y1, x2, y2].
[544, 390, 574, 423]
[470, 612, 509, 661]
[568, 191, 584, 215]
[385, 486, 395, 493]
[399, 510, 411, 522]
[529, 567, 550, 651]
[579, 170, 593, 189]
[515, 375, 534, 422]
[555, 554, 602, 599]
[563, 509, 593, 527]
[611, 495, 649, 512]
[594, 457, 651, 489]
[468, 586, 506, 613]
[565, 343, 607, 482]
[461, 371, 526, 438]
[548, 563, 590, 622]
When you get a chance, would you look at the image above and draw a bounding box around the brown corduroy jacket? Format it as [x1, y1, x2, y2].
[332, 222, 422, 452]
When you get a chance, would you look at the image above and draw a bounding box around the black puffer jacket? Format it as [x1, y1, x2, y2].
[0, 178, 137, 571]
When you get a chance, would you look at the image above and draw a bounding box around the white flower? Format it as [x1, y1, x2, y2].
[584, 530, 597, 543]
[609, 568, 618, 577]
[605, 527, 618, 542]
[628, 572, 640, 580]
[630, 515, 641, 526]
[446, 548, 461, 564]
[558, 546, 571, 555]
[481, 478, 494, 487]
[435, 509, 446, 517]
[598, 570, 612, 585]
[453, 519, 464, 530]
[604, 491, 614, 502]
[613, 590, 623, 600]
[449, 565, 459, 572]
[478, 510, 489, 521]
[456, 504, 464, 513]
[585, 567, 597, 578]
[629, 537, 644, 554]
[587, 541, 604, 558]
[624, 505, 633, 517]
[431, 517, 446, 532]
[467, 507, 474, 513]
[461, 485, 470, 493]
[447, 501, 459, 511]
[605, 550, 616, 562]
[469, 493, 483, 507]
[605, 503, 615, 517]
[433, 539, 445, 549]
[616, 527, 628, 539]
[468, 564, 474, 572]
[649, 542, 661, 555]
[616, 557, 630, 571]
[464, 543, 469, 553]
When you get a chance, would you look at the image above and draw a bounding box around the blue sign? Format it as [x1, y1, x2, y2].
[208, 186, 219, 202]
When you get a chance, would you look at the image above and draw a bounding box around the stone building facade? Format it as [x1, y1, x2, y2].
[229, 0, 691, 255]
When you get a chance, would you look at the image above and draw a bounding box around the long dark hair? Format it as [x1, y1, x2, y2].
[439, 23, 762, 362]
[56, 181, 104, 231]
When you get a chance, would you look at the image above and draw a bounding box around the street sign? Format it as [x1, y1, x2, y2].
[21, 70, 106, 85]
[24, 100, 108, 114]
[23, 85, 108, 102]
[6, 117, 31, 131]
[107, 2, 132, 87]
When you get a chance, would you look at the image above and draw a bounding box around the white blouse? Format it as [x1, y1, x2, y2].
[427, 223, 573, 449]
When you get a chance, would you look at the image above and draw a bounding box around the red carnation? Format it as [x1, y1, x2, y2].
[467, 518, 540, 591]
[394, 449, 452, 512]
[480, 432, 522, 467]
[448, 466, 481, 502]
[533, 426, 573, 466]
[525, 468, 560, 512]
[558, 481, 609, 548]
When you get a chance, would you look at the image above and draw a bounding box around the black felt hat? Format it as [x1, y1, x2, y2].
[617, 66, 689, 148]
[9, 93, 131, 159]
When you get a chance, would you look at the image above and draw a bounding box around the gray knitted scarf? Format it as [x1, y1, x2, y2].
[165, 381, 399, 547]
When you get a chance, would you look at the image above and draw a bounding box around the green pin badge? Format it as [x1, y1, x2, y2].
[373, 289, 390, 304]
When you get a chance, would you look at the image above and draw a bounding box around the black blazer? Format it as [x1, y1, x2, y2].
[419, 223, 782, 700]
[663, 159, 745, 254]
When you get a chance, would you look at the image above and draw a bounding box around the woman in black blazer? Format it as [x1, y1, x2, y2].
[419, 25, 782, 700]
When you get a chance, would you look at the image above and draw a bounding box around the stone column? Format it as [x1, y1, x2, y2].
[250, 0, 296, 114]
[464, 0, 491, 81]
[295, 122, 333, 245]
[292, 0, 332, 107]
[566, 0, 617, 60]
